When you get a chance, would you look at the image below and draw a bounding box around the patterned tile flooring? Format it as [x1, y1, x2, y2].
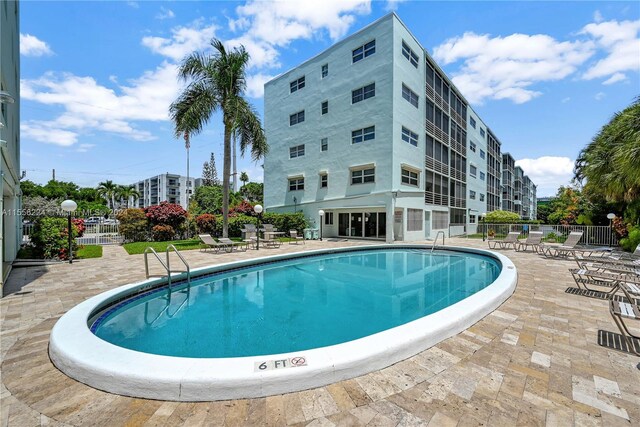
[1, 239, 639, 426]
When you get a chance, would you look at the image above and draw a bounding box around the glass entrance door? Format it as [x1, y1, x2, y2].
[337, 211, 386, 239]
[350, 213, 363, 237]
[338, 213, 349, 236]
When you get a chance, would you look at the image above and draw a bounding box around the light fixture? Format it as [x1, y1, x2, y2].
[0, 90, 15, 104]
[60, 200, 78, 264]
[254, 204, 263, 250]
[319, 210, 325, 241]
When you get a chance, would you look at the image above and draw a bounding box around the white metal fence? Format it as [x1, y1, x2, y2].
[22, 223, 124, 246]
[477, 223, 618, 247]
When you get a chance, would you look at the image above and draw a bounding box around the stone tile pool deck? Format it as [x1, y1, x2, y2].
[1, 238, 639, 426]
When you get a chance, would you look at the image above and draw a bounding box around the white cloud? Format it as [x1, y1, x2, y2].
[246, 73, 276, 98]
[433, 32, 594, 104]
[20, 33, 53, 57]
[385, 0, 407, 12]
[562, 97, 571, 103]
[21, 62, 181, 146]
[142, 20, 217, 62]
[593, 10, 604, 23]
[76, 143, 95, 153]
[602, 72, 627, 85]
[156, 7, 175, 20]
[515, 156, 574, 196]
[595, 91, 606, 100]
[21, 122, 78, 146]
[581, 19, 640, 82]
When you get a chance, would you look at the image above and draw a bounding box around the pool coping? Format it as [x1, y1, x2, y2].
[49, 245, 517, 401]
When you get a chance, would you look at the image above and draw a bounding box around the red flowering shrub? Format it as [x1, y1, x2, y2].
[230, 200, 255, 216]
[145, 201, 187, 229]
[72, 218, 85, 237]
[195, 214, 217, 234]
[151, 224, 175, 241]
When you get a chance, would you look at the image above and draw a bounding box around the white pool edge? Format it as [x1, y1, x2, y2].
[49, 244, 517, 401]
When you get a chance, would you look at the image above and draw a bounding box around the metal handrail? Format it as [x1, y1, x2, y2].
[144, 247, 172, 289]
[432, 231, 446, 252]
[166, 244, 191, 286]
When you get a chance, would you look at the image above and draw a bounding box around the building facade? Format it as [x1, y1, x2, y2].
[1, 0, 21, 289]
[264, 13, 535, 241]
[132, 174, 202, 210]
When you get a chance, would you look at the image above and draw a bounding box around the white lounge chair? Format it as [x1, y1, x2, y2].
[514, 231, 543, 252]
[488, 231, 520, 250]
[289, 230, 305, 245]
[198, 234, 232, 253]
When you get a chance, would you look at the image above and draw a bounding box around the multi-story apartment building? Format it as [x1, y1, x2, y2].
[501, 153, 515, 214]
[132, 174, 202, 210]
[264, 13, 535, 241]
[1, 0, 21, 289]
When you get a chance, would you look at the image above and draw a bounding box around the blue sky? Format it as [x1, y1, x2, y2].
[20, 0, 640, 196]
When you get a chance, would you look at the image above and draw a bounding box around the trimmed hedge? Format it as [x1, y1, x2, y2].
[31, 217, 79, 260]
[209, 212, 308, 237]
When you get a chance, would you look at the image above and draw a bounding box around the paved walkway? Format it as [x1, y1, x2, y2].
[1, 239, 639, 426]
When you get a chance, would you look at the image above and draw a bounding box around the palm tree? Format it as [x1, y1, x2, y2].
[239, 171, 249, 189]
[575, 97, 640, 202]
[97, 180, 118, 209]
[170, 39, 267, 237]
[118, 185, 140, 208]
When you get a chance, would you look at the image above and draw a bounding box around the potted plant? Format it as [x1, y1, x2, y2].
[487, 229, 496, 240]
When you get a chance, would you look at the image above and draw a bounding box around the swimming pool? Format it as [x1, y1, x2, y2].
[50, 245, 517, 401]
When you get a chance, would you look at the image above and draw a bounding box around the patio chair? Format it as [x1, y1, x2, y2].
[217, 237, 248, 252]
[487, 231, 520, 249]
[541, 231, 584, 258]
[569, 267, 640, 293]
[243, 230, 258, 249]
[262, 231, 281, 248]
[198, 234, 232, 253]
[514, 231, 544, 252]
[609, 298, 640, 356]
[289, 230, 305, 245]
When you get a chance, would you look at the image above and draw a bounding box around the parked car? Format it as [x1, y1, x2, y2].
[85, 217, 102, 225]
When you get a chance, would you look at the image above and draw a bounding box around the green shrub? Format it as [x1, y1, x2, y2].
[620, 226, 640, 252]
[263, 212, 308, 234]
[31, 217, 79, 260]
[151, 224, 175, 241]
[116, 208, 149, 242]
[485, 210, 521, 223]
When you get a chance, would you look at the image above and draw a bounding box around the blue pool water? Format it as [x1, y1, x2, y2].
[91, 249, 501, 358]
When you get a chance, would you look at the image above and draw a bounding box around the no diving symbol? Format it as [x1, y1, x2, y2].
[291, 357, 306, 367]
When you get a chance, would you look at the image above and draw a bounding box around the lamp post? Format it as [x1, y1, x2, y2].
[319, 210, 325, 241]
[481, 213, 487, 242]
[607, 213, 615, 247]
[254, 204, 263, 250]
[61, 200, 77, 264]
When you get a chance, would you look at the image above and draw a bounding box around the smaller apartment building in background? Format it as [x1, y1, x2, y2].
[263, 13, 536, 241]
[132, 173, 202, 210]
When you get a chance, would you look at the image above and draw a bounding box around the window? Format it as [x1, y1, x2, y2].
[352, 83, 375, 103]
[321, 137, 328, 152]
[470, 141, 476, 152]
[352, 126, 375, 144]
[401, 41, 419, 68]
[480, 128, 485, 138]
[321, 100, 328, 115]
[470, 165, 477, 177]
[480, 150, 486, 159]
[402, 84, 419, 108]
[352, 39, 375, 63]
[289, 76, 305, 93]
[470, 215, 476, 224]
[351, 167, 375, 184]
[288, 177, 304, 191]
[289, 144, 305, 159]
[480, 172, 486, 181]
[480, 194, 485, 202]
[401, 168, 419, 186]
[433, 211, 448, 229]
[407, 209, 423, 231]
[324, 212, 334, 225]
[470, 190, 476, 200]
[401, 127, 418, 146]
[320, 173, 328, 188]
[321, 64, 328, 78]
[470, 117, 476, 128]
[289, 110, 305, 126]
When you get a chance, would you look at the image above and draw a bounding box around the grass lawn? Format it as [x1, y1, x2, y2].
[77, 245, 103, 259]
[123, 239, 206, 255]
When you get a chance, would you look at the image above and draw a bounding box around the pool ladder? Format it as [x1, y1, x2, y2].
[431, 231, 446, 253]
[144, 244, 191, 291]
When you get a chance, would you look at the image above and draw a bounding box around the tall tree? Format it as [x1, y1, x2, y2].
[118, 185, 141, 208]
[239, 171, 249, 189]
[170, 39, 268, 237]
[575, 97, 640, 203]
[97, 180, 118, 209]
[202, 152, 220, 186]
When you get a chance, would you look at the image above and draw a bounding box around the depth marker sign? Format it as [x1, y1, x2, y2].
[254, 356, 307, 372]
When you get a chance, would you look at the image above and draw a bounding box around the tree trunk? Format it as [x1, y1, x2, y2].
[222, 121, 232, 238]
